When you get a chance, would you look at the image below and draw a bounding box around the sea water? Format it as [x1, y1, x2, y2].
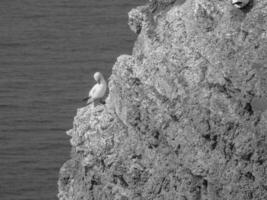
[0, 0, 144, 199]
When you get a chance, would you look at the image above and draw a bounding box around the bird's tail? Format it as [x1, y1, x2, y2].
[82, 97, 89, 102]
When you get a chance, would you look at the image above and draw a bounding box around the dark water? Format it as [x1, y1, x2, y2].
[0, 1, 144, 199]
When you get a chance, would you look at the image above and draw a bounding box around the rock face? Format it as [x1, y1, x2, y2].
[58, 0, 267, 199]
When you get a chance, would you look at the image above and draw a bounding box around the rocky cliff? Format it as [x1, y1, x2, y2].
[58, 0, 267, 199]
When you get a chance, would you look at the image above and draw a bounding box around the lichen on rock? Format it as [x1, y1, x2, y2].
[58, 0, 267, 200]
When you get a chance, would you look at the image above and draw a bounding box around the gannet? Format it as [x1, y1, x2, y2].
[82, 72, 107, 105]
[232, 0, 250, 8]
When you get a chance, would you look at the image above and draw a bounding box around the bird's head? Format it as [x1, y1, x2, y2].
[94, 72, 103, 84]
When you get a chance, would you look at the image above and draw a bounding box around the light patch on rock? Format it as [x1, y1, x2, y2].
[232, 0, 250, 9]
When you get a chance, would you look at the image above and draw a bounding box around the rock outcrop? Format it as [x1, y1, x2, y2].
[58, 0, 267, 199]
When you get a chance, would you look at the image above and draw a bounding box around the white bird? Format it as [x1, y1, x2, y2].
[232, 0, 250, 9]
[83, 72, 107, 105]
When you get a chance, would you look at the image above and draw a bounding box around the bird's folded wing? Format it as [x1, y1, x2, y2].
[89, 85, 97, 97]
[86, 98, 94, 105]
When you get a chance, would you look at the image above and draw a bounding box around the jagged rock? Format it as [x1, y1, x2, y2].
[128, 6, 148, 34]
[58, 0, 267, 200]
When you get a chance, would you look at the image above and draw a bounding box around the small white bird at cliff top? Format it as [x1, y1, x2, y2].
[82, 72, 107, 105]
[232, 0, 250, 9]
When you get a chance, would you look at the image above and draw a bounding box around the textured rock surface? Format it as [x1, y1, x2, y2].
[58, 0, 267, 199]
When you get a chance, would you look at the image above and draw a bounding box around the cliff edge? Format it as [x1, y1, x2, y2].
[58, 0, 267, 199]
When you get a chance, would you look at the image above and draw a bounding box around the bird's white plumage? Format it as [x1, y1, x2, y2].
[86, 72, 107, 104]
[232, 0, 250, 8]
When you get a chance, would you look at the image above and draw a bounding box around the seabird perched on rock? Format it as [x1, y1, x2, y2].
[232, 0, 250, 9]
[82, 72, 107, 105]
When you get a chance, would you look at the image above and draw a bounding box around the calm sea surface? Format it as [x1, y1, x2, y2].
[0, 1, 144, 199]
